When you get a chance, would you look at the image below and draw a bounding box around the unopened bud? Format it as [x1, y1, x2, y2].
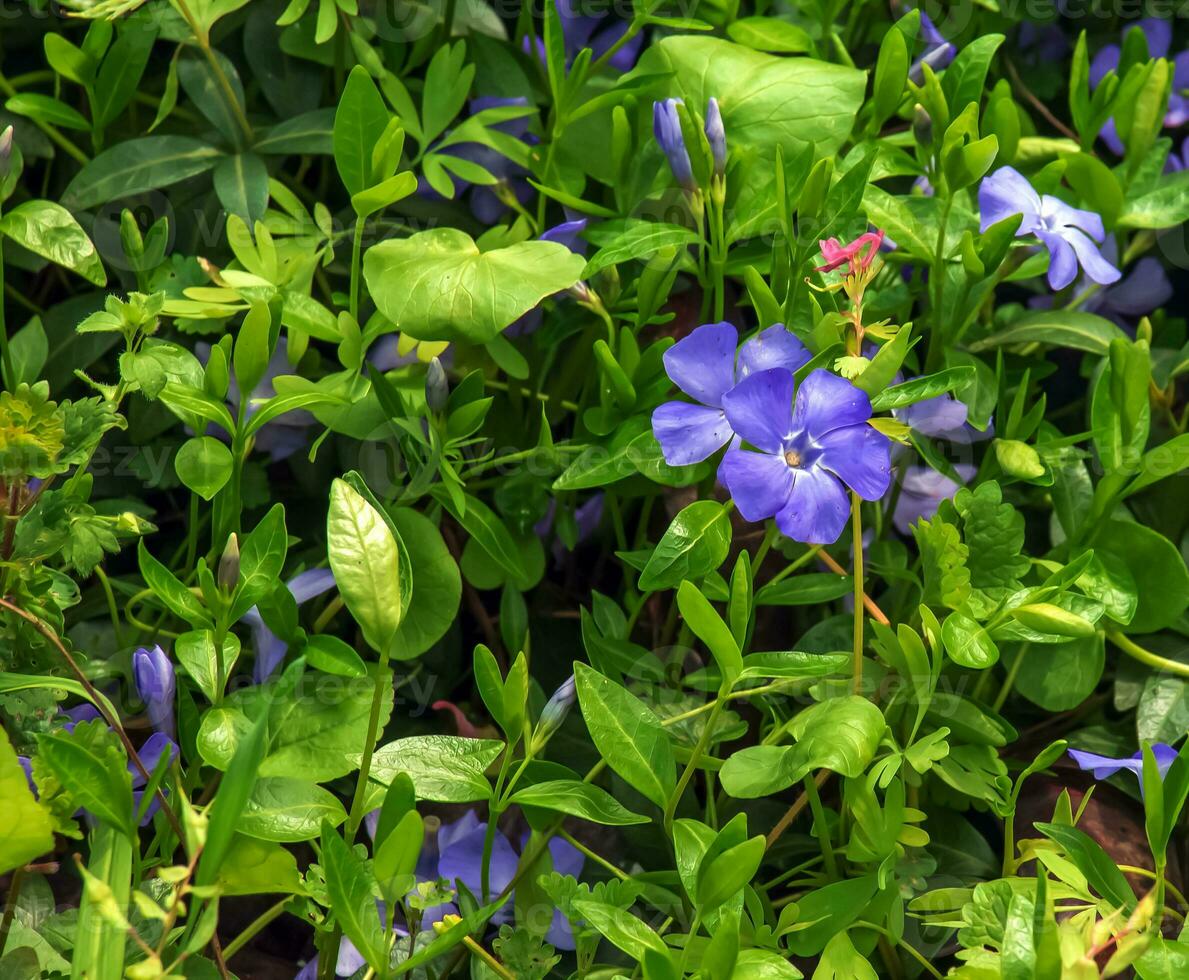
[0, 126, 12, 162]
[705, 97, 727, 178]
[531, 675, 576, 753]
[1010, 602, 1096, 638]
[913, 104, 933, 147]
[218, 533, 240, 591]
[425, 357, 448, 412]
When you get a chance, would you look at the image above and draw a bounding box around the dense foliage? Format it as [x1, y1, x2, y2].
[1, 0, 1188, 977]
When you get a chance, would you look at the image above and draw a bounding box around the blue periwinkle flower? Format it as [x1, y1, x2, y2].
[651, 323, 810, 466]
[718, 368, 892, 544]
[978, 166, 1121, 291]
[132, 644, 175, 738]
[653, 99, 695, 191]
[705, 97, 727, 178]
[1068, 743, 1178, 796]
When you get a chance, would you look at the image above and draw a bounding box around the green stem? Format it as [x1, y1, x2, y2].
[349, 215, 366, 323]
[223, 898, 290, 961]
[1107, 630, 1189, 678]
[927, 194, 955, 371]
[558, 829, 629, 880]
[345, 644, 394, 840]
[0, 207, 12, 390]
[172, 0, 253, 145]
[0, 866, 24, 956]
[991, 643, 1029, 713]
[663, 699, 723, 835]
[851, 492, 864, 694]
[803, 774, 838, 879]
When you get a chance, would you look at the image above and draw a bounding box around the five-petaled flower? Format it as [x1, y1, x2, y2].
[816, 230, 885, 274]
[718, 368, 891, 544]
[1068, 743, 1178, 796]
[651, 322, 810, 466]
[978, 166, 1120, 291]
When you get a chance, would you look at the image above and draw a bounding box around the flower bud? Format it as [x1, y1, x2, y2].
[425, 356, 449, 412]
[705, 97, 727, 178]
[218, 532, 240, 591]
[1010, 603, 1096, 638]
[0, 126, 12, 162]
[531, 675, 576, 753]
[912, 104, 933, 147]
[132, 645, 176, 737]
[653, 99, 695, 192]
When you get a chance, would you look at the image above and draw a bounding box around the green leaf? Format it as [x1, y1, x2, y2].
[1034, 822, 1134, 912]
[36, 721, 134, 838]
[969, 311, 1126, 355]
[321, 824, 387, 970]
[1095, 520, 1189, 633]
[303, 634, 367, 678]
[726, 16, 813, 53]
[389, 507, 461, 659]
[696, 835, 765, 913]
[635, 36, 864, 237]
[240, 777, 346, 842]
[676, 581, 743, 686]
[638, 501, 731, 592]
[216, 834, 305, 895]
[213, 153, 269, 225]
[177, 48, 247, 146]
[508, 780, 649, 826]
[5, 93, 90, 131]
[942, 612, 999, 669]
[582, 220, 698, 278]
[229, 503, 288, 621]
[176, 629, 241, 703]
[574, 662, 675, 809]
[755, 573, 852, 606]
[0, 729, 53, 874]
[363, 228, 587, 344]
[369, 735, 502, 802]
[62, 136, 223, 210]
[174, 436, 234, 501]
[570, 899, 670, 960]
[328, 478, 403, 653]
[333, 66, 390, 197]
[0, 200, 106, 286]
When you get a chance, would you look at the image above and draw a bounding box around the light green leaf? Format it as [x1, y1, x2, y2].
[508, 780, 649, 826]
[0, 729, 53, 874]
[0, 200, 106, 285]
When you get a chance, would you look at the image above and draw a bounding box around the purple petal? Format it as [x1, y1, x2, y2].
[719, 449, 794, 522]
[721, 368, 795, 454]
[437, 811, 483, 854]
[775, 467, 850, 545]
[978, 167, 1042, 233]
[736, 325, 811, 380]
[1064, 228, 1121, 286]
[1036, 229, 1080, 291]
[1043, 197, 1106, 243]
[548, 836, 584, 880]
[1099, 118, 1126, 157]
[540, 218, 588, 255]
[289, 568, 337, 605]
[651, 402, 732, 466]
[790, 369, 872, 439]
[896, 394, 969, 439]
[438, 823, 519, 904]
[1152, 743, 1180, 778]
[1089, 44, 1120, 87]
[817, 424, 892, 500]
[892, 465, 973, 533]
[662, 322, 737, 407]
[1067, 747, 1141, 780]
[336, 937, 368, 976]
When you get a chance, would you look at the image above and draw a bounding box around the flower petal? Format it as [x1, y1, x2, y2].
[1042, 196, 1106, 243]
[651, 402, 732, 465]
[736, 325, 811, 379]
[1036, 228, 1079, 291]
[662, 322, 737, 407]
[978, 167, 1042, 234]
[1064, 228, 1122, 286]
[817, 424, 892, 500]
[718, 448, 794, 521]
[1067, 748, 1139, 780]
[775, 467, 850, 544]
[721, 367, 795, 453]
[1102, 257, 1171, 317]
[290, 568, 338, 605]
[896, 394, 968, 439]
[439, 823, 519, 903]
[790, 369, 872, 439]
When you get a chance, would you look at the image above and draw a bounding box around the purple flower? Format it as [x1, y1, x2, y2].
[909, 11, 955, 83]
[705, 98, 726, 177]
[718, 368, 892, 544]
[132, 732, 179, 826]
[132, 645, 175, 738]
[539, 217, 588, 255]
[651, 323, 811, 466]
[1028, 237, 1172, 327]
[979, 167, 1121, 291]
[1068, 743, 1178, 796]
[1090, 18, 1189, 155]
[436, 96, 536, 224]
[436, 813, 583, 949]
[243, 568, 337, 683]
[653, 99, 694, 192]
[893, 463, 976, 533]
[558, 0, 642, 71]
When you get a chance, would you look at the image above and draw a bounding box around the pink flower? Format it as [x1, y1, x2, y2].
[815, 230, 886, 274]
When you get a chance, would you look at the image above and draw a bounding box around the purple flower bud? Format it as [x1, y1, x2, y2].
[132, 645, 175, 737]
[532, 675, 577, 752]
[0, 126, 12, 163]
[425, 357, 449, 413]
[705, 98, 726, 177]
[218, 532, 240, 591]
[17, 756, 37, 798]
[653, 99, 694, 191]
